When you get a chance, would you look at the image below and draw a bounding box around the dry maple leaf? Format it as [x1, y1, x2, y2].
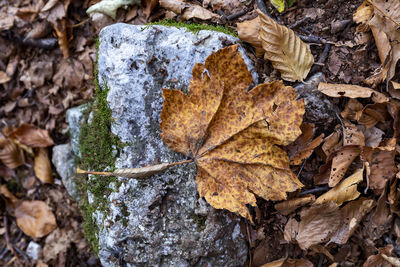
[160, 45, 304, 220]
[257, 10, 314, 82]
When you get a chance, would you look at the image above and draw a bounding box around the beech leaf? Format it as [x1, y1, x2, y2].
[8, 123, 54, 148]
[34, 147, 53, 184]
[0, 133, 25, 169]
[160, 45, 304, 221]
[257, 10, 314, 82]
[15, 200, 57, 238]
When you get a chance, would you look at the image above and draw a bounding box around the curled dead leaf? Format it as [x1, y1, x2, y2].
[34, 147, 53, 184]
[0, 134, 25, 169]
[363, 245, 394, 267]
[8, 123, 54, 148]
[286, 123, 324, 165]
[257, 10, 314, 82]
[15, 200, 57, 238]
[341, 99, 364, 121]
[329, 145, 361, 187]
[237, 17, 265, 57]
[318, 82, 389, 103]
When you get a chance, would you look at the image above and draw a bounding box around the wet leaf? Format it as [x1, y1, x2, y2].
[8, 123, 54, 147]
[318, 83, 389, 103]
[0, 133, 25, 169]
[294, 202, 341, 249]
[330, 198, 375, 244]
[258, 10, 314, 82]
[87, 0, 139, 19]
[15, 200, 57, 238]
[34, 147, 53, 184]
[160, 45, 304, 221]
[315, 168, 363, 206]
[286, 123, 324, 165]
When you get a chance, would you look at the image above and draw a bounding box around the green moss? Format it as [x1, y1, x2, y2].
[190, 214, 207, 232]
[75, 38, 126, 255]
[146, 19, 237, 37]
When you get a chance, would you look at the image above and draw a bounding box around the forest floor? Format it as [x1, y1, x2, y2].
[1, 0, 399, 266]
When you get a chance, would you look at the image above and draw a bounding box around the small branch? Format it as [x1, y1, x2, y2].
[3, 216, 23, 267]
[300, 185, 330, 195]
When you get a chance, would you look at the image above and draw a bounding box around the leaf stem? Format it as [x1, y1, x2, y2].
[167, 159, 193, 167]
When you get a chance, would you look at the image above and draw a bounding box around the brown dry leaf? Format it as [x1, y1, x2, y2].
[34, 147, 53, 184]
[160, 45, 304, 221]
[275, 194, 315, 215]
[0, 71, 11, 84]
[15, 200, 57, 238]
[257, 10, 314, 82]
[286, 123, 324, 165]
[363, 245, 393, 267]
[353, 1, 373, 26]
[364, 126, 384, 147]
[330, 198, 375, 244]
[53, 58, 85, 89]
[260, 258, 313, 267]
[315, 168, 363, 206]
[358, 103, 389, 128]
[0, 185, 19, 208]
[8, 123, 54, 147]
[362, 146, 395, 193]
[43, 227, 83, 262]
[142, 0, 159, 18]
[237, 17, 265, 57]
[181, 5, 219, 21]
[321, 125, 342, 159]
[295, 202, 340, 249]
[0, 133, 25, 169]
[284, 217, 299, 243]
[368, 0, 400, 82]
[159, 0, 187, 14]
[343, 121, 365, 146]
[318, 82, 389, 103]
[329, 145, 361, 187]
[341, 99, 364, 121]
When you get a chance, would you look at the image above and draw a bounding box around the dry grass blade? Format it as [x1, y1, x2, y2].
[76, 161, 183, 179]
[257, 10, 314, 82]
[0, 133, 25, 169]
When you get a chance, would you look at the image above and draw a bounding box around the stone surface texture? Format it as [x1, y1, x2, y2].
[72, 24, 253, 266]
[294, 72, 340, 124]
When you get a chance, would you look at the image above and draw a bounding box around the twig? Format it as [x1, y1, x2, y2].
[227, 9, 249, 21]
[3, 216, 23, 267]
[300, 185, 330, 195]
[70, 18, 91, 28]
[298, 34, 326, 44]
[256, 0, 271, 17]
[310, 43, 331, 74]
[290, 17, 311, 29]
[246, 222, 252, 267]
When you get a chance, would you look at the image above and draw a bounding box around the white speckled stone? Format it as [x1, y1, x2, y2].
[67, 24, 257, 266]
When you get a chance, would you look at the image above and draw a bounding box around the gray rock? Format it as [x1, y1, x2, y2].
[66, 104, 87, 156]
[26, 241, 41, 261]
[68, 24, 253, 266]
[52, 143, 80, 201]
[294, 72, 340, 125]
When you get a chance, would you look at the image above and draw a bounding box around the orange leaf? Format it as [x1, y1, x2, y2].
[160, 45, 304, 221]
